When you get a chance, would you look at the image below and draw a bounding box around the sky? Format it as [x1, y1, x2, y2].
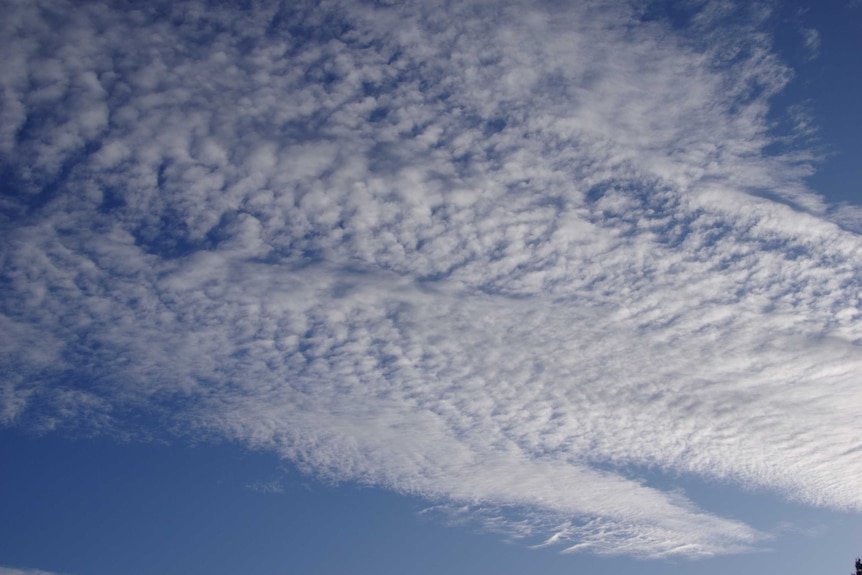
[0, 0, 861, 574]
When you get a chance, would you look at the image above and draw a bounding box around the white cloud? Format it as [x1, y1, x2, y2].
[246, 479, 286, 494]
[1, 0, 861, 559]
[801, 27, 821, 60]
[0, 567, 68, 575]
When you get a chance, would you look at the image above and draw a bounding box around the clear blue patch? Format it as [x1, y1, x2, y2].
[2, 430, 860, 575]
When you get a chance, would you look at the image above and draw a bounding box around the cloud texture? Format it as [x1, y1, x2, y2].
[2, 0, 861, 559]
[0, 567, 67, 575]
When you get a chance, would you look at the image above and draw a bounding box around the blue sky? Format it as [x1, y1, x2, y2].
[1, 0, 861, 574]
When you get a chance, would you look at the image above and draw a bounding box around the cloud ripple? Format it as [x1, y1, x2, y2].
[1, 0, 861, 558]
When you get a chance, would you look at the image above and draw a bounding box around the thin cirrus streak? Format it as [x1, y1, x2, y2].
[1, 0, 861, 559]
[0, 569, 67, 575]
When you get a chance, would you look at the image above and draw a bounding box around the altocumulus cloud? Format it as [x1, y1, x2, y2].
[2, 0, 862, 559]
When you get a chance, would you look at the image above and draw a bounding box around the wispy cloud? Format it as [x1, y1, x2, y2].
[801, 27, 821, 60]
[0, 566, 69, 575]
[1, 0, 861, 559]
[246, 479, 286, 494]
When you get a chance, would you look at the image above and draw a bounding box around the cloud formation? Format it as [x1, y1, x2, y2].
[0, 567, 68, 575]
[2, 0, 861, 559]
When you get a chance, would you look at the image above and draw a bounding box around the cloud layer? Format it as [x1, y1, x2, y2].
[2, 0, 861, 558]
